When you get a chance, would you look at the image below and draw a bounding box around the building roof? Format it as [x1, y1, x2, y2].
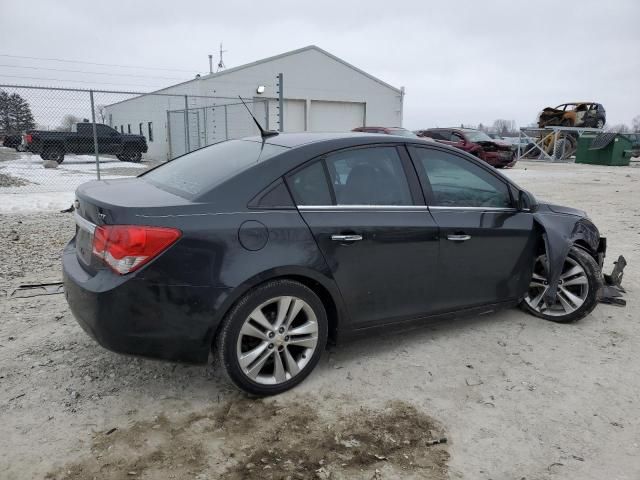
[133, 45, 402, 98]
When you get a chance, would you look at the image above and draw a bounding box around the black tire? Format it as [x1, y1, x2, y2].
[215, 279, 328, 396]
[520, 247, 602, 323]
[596, 119, 605, 129]
[43, 145, 65, 164]
[119, 146, 142, 163]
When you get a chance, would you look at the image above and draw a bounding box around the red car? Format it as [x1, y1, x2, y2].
[352, 126, 418, 137]
[416, 128, 516, 168]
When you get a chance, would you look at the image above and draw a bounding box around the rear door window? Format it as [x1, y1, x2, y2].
[410, 147, 512, 208]
[325, 147, 413, 206]
[287, 161, 332, 206]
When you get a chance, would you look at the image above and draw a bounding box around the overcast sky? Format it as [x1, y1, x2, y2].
[1, 0, 638, 130]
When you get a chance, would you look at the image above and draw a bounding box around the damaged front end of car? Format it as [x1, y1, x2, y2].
[476, 140, 516, 167]
[529, 201, 627, 308]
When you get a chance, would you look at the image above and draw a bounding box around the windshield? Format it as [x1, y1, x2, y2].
[464, 130, 494, 142]
[387, 128, 417, 137]
[142, 140, 288, 197]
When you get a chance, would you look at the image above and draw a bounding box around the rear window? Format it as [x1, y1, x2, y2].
[142, 140, 288, 197]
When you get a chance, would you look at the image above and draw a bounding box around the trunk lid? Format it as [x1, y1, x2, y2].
[73, 178, 192, 272]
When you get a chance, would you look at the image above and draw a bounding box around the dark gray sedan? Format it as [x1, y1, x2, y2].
[63, 132, 621, 395]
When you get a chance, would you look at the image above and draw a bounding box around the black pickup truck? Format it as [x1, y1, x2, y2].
[25, 122, 148, 164]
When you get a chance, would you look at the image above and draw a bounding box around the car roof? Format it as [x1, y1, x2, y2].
[244, 132, 424, 148]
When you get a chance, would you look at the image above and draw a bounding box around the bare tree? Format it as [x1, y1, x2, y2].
[96, 105, 107, 124]
[492, 119, 517, 136]
[606, 124, 630, 134]
[632, 115, 640, 133]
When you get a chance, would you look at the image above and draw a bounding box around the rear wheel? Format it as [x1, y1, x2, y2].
[520, 247, 601, 322]
[118, 147, 142, 162]
[42, 145, 65, 164]
[215, 279, 328, 395]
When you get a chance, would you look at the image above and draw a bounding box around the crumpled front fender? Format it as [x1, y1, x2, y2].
[532, 211, 600, 304]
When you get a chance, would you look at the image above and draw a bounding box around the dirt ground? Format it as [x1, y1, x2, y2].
[1, 160, 638, 480]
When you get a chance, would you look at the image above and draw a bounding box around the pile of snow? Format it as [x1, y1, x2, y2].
[0, 151, 149, 213]
[1, 192, 76, 213]
[0, 152, 148, 193]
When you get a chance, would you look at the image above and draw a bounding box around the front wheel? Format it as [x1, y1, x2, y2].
[215, 279, 328, 395]
[520, 247, 602, 323]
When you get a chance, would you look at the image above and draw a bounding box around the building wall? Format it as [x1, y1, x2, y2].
[105, 47, 402, 161]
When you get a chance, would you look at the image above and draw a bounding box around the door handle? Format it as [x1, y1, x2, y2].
[447, 234, 471, 242]
[331, 234, 363, 242]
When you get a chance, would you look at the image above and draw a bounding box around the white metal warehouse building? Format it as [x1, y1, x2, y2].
[105, 46, 404, 160]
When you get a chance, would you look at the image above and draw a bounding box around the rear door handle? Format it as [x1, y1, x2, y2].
[331, 234, 363, 242]
[447, 234, 471, 242]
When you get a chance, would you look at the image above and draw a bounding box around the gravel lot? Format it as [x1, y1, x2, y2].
[1, 160, 638, 480]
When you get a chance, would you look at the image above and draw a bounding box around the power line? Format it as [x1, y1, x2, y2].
[0, 63, 188, 81]
[0, 53, 200, 73]
[0, 74, 163, 89]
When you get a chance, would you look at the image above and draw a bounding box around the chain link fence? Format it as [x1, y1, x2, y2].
[0, 84, 269, 195]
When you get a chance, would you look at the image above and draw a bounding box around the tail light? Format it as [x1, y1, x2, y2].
[92, 225, 181, 274]
[24, 134, 32, 144]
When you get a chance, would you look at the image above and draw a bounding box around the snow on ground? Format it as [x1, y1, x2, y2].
[0, 149, 153, 213]
[1, 191, 76, 213]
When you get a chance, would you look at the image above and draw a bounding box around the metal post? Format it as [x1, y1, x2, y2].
[203, 106, 208, 146]
[224, 105, 229, 140]
[517, 129, 522, 160]
[167, 110, 173, 160]
[277, 72, 284, 132]
[184, 95, 190, 153]
[551, 127, 558, 162]
[89, 90, 101, 180]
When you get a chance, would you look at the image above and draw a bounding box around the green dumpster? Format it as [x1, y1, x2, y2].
[576, 132, 632, 166]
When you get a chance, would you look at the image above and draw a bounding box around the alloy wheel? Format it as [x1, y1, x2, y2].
[524, 255, 589, 317]
[236, 296, 318, 385]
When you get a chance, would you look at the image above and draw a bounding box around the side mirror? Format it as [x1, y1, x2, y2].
[518, 189, 538, 212]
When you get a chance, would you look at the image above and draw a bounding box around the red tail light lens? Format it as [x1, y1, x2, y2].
[92, 225, 181, 274]
[25, 134, 32, 144]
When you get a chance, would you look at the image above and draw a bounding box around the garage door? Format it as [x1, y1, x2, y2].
[259, 98, 306, 132]
[309, 101, 365, 132]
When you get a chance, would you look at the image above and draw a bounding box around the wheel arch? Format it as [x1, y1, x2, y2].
[207, 267, 347, 349]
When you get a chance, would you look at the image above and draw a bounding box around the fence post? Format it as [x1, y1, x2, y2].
[277, 72, 284, 132]
[89, 90, 101, 180]
[184, 95, 190, 153]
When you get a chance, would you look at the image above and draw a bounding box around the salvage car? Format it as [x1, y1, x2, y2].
[64, 131, 623, 395]
[538, 102, 606, 129]
[415, 128, 516, 168]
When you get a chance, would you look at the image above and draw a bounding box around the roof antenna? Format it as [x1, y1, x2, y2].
[238, 96, 279, 138]
[217, 42, 226, 72]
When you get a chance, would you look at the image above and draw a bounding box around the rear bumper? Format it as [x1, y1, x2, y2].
[63, 240, 229, 363]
